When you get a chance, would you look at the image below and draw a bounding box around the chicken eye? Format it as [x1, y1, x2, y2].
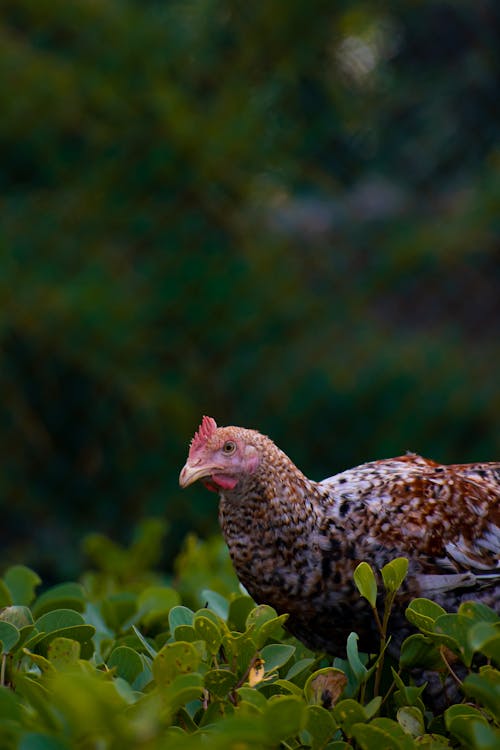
[222, 441, 236, 455]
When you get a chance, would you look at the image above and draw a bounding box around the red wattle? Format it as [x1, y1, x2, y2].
[202, 480, 219, 493]
[211, 474, 238, 490]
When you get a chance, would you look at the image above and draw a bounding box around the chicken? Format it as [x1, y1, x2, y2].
[179, 416, 500, 653]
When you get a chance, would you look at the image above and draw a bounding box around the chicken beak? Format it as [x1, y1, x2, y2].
[179, 461, 209, 488]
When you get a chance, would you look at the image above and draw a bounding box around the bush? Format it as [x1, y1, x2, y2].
[0, 526, 498, 749]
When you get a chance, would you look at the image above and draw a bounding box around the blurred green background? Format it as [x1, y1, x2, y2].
[1, 0, 499, 581]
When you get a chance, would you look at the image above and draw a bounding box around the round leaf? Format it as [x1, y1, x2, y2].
[468, 622, 500, 664]
[352, 721, 404, 750]
[397, 706, 425, 738]
[35, 609, 85, 633]
[152, 641, 200, 686]
[334, 699, 368, 737]
[35, 625, 96, 654]
[381, 558, 408, 594]
[47, 637, 81, 669]
[354, 562, 377, 608]
[260, 643, 295, 674]
[264, 696, 307, 744]
[3, 566, 41, 606]
[168, 605, 194, 631]
[193, 615, 222, 654]
[0, 621, 20, 654]
[200, 589, 229, 620]
[32, 583, 86, 618]
[304, 667, 347, 708]
[108, 646, 143, 684]
[405, 598, 447, 633]
[0, 685, 23, 721]
[399, 633, 442, 670]
[136, 586, 180, 628]
[306, 705, 337, 748]
[204, 668, 237, 698]
[228, 595, 255, 631]
[0, 605, 33, 629]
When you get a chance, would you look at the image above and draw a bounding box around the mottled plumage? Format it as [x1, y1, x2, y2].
[180, 417, 500, 653]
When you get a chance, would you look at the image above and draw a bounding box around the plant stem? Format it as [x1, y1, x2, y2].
[439, 647, 463, 687]
[373, 592, 395, 696]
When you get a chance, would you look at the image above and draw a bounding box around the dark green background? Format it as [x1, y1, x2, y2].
[1, 1, 499, 580]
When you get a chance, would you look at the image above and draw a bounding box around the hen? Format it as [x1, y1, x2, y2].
[179, 416, 500, 653]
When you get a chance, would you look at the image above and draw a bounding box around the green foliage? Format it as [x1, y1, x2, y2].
[0, 539, 498, 749]
[0, 0, 498, 580]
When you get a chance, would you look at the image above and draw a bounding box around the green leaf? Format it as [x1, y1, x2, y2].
[0, 580, 12, 608]
[264, 695, 307, 743]
[445, 704, 485, 723]
[101, 593, 138, 632]
[434, 613, 474, 665]
[35, 609, 84, 633]
[108, 646, 143, 684]
[22, 631, 48, 653]
[305, 704, 337, 749]
[204, 668, 238, 698]
[32, 583, 86, 618]
[397, 706, 425, 737]
[272, 678, 303, 696]
[246, 604, 278, 630]
[14, 674, 60, 731]
[254, 614, 288, 648]
[399, 633, 443, 670]
[365, 696, 383, 719]
[47, 638, 81, 669]
[32, 610, 95, 654]
[405, 598, 447, 633]
[193, 615, 222, 654]
[132, 625, 158, 658]
[354, 562, 378, 608]
[346, 632, 369, 684]
[0, 621, 20, 654]
[237, 686, 268, 711]
[201, 589, 230, 620]
[152, 641, 200, 686]
[286, 657, 315, 683]
[36, 626, 95, 654]
[22, 649, 55, 675]
[19, 733, 69, 750]
[260, 643, 295, 674]
[173, 625, 198, 642]
[3, 566, 41, 606]
[223, 632, 258, 679]
[459, 601, 499, 624]
[133, 586, 180, 628]
[352, 721, 408, 750]
[163, 673, 204, 714]
[0, 685, 23, 721]
[446, 706, 500, 750]
[168, 605, 194, 631]
[468, 622, 500, 664]
[381, 558, 409, 594]
[198, 698, 233, 727]
[334, 699, 368, 737]
[228, 595, 255, 631]
[462, 667, 500, 720]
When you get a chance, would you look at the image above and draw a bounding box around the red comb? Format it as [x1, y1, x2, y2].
[190, 415, 217, 453]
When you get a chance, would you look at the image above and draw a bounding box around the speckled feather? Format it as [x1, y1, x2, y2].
[180, 418, 500, 654]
